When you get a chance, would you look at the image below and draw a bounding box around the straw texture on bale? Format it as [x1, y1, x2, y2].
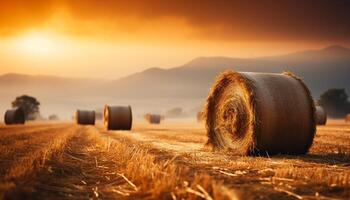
[4, 108, 25, 125]
[75, 110, 95, 125]
[315, 106, 327, 125]
[144, 114, 162, 124]
[204, 71, 316, 155]
[346, 114, 350, 123]
[104, 105, 132, 130]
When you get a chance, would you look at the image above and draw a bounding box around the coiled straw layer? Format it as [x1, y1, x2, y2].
[204, 71, 316, 155]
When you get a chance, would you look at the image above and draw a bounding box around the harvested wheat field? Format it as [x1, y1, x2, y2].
[0, 120, 349, 200]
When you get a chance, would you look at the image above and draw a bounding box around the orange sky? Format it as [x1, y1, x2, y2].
[0, 0, 349, 78]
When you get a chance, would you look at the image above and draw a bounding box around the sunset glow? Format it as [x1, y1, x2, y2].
[14, 32, 62, 56]
[0, 0, 349, 78]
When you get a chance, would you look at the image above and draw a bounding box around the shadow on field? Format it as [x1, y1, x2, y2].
[300, 153, 350, 166]
[274, 153, 350, 166]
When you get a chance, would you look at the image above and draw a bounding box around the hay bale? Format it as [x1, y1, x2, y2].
[346, 114, 350, 123]
[104, 105, 132, 130]
[48, 114, 59, 121]
[315, 106, 327, 125]
[95, 112, 103, 120]
[4, 108, 25, 125]
[197, 111, 204, 122]
[75, 110, 95, 125]
[144, 114, 162, 124]
[204, 71, 316, 155]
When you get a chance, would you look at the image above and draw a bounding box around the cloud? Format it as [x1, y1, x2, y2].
[0, 0, 56, 35]
[1, 0, 350, 42]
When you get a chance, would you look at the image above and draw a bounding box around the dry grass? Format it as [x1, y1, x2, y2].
[1, 125, 233, 199]
[0, 125, 78, 200]
[0, 121, 349, 199]
[0, 125, 75, 184]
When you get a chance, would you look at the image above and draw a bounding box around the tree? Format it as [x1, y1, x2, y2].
[318, 89, 350, 118]
[12, 95, 41, 120]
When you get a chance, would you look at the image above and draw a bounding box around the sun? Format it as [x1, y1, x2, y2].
[14, 31, 61, 56]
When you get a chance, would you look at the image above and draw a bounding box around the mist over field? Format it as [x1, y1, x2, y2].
[1, 45, 350, 120]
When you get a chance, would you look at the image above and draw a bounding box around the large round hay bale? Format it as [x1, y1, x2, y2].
[204, 71, 316, 155]
[144, 114, 162, 124]
[104, 105, 132, 130]
[4, 108, 25, 125]
[346, 114, 350, 123]
[315, 106, 327, 125]
[75, 110, 95, 125]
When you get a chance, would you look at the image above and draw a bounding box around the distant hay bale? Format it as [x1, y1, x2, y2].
[4, 108, 25, 125]
[48, 114, 59, 121]
[204, 71, 316, 155]
[95, 112, 103, 120]
[75, 110, 95, 125]
[346, 114, 350, 123]
[104, 105, 132, 130]
[197, 111, 204, 122]
[315, 106, 327, 125]
[165, 107, 185, 118]
[144, 113, 162, 124]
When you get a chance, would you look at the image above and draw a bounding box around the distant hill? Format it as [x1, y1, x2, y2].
[0, 74, 105, 119]
[106, 45, 350, 98]
[1, 45, 349, 119]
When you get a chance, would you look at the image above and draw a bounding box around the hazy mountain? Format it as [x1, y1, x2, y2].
[1, 45, 349, 119]
[106, 45, 350, 99]
[0, 74, 106, 119]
